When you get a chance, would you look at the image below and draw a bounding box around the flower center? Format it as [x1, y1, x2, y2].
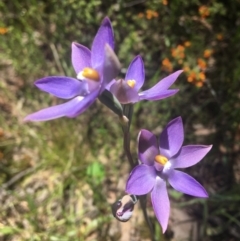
[155, 155, 168, 165]
[81, 67, 100, 81]
[127, 79, 136, 88]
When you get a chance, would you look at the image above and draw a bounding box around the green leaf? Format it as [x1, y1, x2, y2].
[86, 161, 105, 184]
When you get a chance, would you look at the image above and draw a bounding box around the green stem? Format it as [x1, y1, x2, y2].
[122, 104, 135, 168]
[139, 196, 155, 241]
[123, 131, 135, 168]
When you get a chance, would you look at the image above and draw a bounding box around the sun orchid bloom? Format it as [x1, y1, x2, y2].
[25, 17, 120, 122]
[108, 55, 182, 104]
[126, 117, 212, 233]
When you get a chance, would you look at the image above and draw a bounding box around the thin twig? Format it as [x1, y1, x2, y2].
[123, 0, 146, 8]
[0, 165, 39, 190]
[49, 43, 65, 75]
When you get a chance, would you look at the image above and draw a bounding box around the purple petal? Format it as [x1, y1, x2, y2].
[91, 17, 114, 69]
[139, 89, 179, 101]
[171, 145, 212, 168]
[126, 165, 156, 195]
[24, 96, 84, 122]
[145, 70, 182, 92]
[35, 76, 88, 99]
[66, 89, 99, 117]
[153, 70, 182, 89]
[110, 79, 139, 104]
[138, 129, 159, 165]
[24, 90, 98, 122]
[159, 117, 184, 159]
[168, 170, 208, 198]
[125, 56, 145, 91]
[138, 70, 182, 100]
[100, 44, 121, 93]
[105, 79, 115, 91]
[151, 177, 170, 233]
[71, 42, 91, 74]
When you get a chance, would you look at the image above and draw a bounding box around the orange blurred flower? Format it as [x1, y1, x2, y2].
[0, 128, 4, 137]
[0, 27, 8, 35]
[153, 11, 159, 17]
[203, 49, 213, 58]
[177, 45, 185, 51]
[162, 0, 168, 5]
[138, 13, 144, 18]
[183, 66, 190, 73]
[178, 59, 183, 64]
[197, 58, 207, 70]
[171, 49, 175, 57]
[186, 69, 206, 87]
[187, 71, 196, 82]
[171, 45, 185, 59]
[146, 10, 159, 19]
[184, 41, 191, 47]
[199, 6, 210, 18]
[196, 81, 203, 87]
[198, 72, 206, 81]
[0, 151, 4, 160]
[216, 33, 223, 40]
[162, 58, 173, 72]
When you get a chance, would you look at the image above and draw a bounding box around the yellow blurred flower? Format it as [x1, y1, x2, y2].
[197, 58, 207, 70]
[199, 5, 210, 18]
[203, 49, 213, 58]
[162, 58, 173, 72]
[0, 27, 8, 35]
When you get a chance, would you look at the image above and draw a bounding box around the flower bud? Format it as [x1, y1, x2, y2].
[111, 195, 138, 222]
[98, 89, 123, 116]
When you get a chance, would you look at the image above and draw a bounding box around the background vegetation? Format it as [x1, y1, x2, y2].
[0, 0, 240, 240]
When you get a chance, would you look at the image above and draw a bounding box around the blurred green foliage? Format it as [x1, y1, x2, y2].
[1, 0, 240, 240]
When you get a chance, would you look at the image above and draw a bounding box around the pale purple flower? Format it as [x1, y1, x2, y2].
[126, 117, 212, 232]
[107, 55, 182, 104]
[25, 17, 120, 122]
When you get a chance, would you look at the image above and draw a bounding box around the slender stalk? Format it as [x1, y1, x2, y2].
[122, 104, 155, 241]
[122, 104, 135, 168]
[123, 131, 134, 167]
[122, 104, 133, 132]
[138, 195, 155, 241]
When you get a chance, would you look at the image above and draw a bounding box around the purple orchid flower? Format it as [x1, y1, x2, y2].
[126, 117, 212, 233]
[24, 17, 120, 122]
[107, 55, 182, 104]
